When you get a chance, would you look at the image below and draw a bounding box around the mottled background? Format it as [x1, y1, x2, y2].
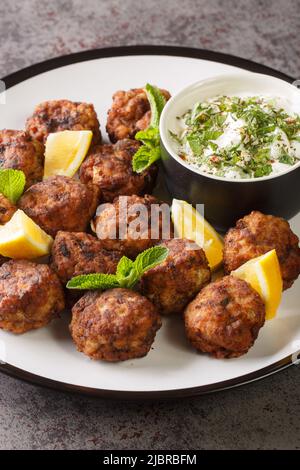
[1, 0, 300, 450]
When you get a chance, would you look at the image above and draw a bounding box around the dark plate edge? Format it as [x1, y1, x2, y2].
[0, 44, 295, 399]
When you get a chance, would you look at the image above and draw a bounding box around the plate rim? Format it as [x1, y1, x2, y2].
[0, 44, 295, 399]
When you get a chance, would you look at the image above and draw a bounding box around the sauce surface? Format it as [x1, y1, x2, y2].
[171, 95, 300, 179]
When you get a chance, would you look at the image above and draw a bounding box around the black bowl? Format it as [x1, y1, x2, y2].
[160, 73, 300, 232]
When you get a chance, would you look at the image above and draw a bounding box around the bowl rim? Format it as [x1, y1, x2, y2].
[160, 71, 300, 184]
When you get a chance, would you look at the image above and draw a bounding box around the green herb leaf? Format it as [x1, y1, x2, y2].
[0, 169, 26, 204]
[66, 273, 119, 290]
[134, 246, 169, 277]
[279, 153, 295, 165]
[145, 83, 166, 128]
[132, 84, 167, 174]
[135, 127, 160, 146]
[67, 247, 169, 291]
[116, 256, 139, 288]
[132, 144, 161, 173]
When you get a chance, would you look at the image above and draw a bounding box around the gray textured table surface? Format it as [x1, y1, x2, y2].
[0, 0, 300, 450]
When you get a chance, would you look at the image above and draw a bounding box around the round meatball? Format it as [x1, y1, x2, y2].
[184, 275, 265, 358]
[70, 288, 161, 361]
[0, 260, 65, 334]
[0, 194, 16, 224]
[19, 175, 99, 237]
[224, 211, 300, 290]
[79, 139, 157, 202]
[26, 100, 101, 145]
[106, 87, 171, 142]
[51, 231, 122, 284]
[92, 194, 173, 258]
[140, 238, 211, 315]
[0, 130, 43, 188]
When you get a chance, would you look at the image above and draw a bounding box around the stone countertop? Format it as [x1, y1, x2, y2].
[0, 0, 300, 450]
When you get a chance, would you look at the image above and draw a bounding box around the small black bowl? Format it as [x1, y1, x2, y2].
[160, 73, 300, 232]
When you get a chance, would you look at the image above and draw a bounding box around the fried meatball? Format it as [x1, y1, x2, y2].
[79, 139, 157, 202]
[92, 194, 173, 258]
[26, 100, 101, 145]
[0, 130, 43, 188]
[0, 194, 16, 224]
[184, 275, 265, 358]
[51, 231, 122, 284]
[19, 175, 99, 237]
[106, 87, 171, 142]
[224, 211, 300, 290]
[70, 288, 161, 361]
[0, 260, 65, 334]
[140, 238, 211, 315]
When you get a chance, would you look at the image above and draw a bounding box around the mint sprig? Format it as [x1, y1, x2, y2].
[66, 246, 169, 290]
[0, 169, 26, 204]
[132, 84, 167, 174]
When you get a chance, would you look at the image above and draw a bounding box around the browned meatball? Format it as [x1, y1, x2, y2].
[79, 139, 157, 202]
[70, 288, 161, 361]
[106, 88, 171, 142]
[224, 211, 300, 290]
[0, 194, 16, 224]
[26, 100, 101, 145]
[0, 130, 43, 188]
[140, 238, 211, 315]
[0, 260, 65, 334]
[51, 231, 122, 284]
[19, 175, 99, 237]
[92, 194, 173, 258]
[184, 275, 265, 358]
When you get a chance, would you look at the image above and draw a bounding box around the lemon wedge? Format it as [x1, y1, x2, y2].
[44, 130, 93, 179]
[171, 198, 223, 271]
[0, 209, 53, 259]
[232, 249, 283, 320]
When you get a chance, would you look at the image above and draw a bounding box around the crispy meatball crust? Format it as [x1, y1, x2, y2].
[19, 175, 99, 237]
[26, 100, 101, 145]
[184, 275, 265, 358]
[92, 194, 173, 258]
[70, 288, 161, 361]
[224, 211, 300, 290]
[0, 194, 16, 224]
[140, 238, 211, 315]
[106, 88, 171, 143]
[79, 139, 158, 202]
[0, 130, 43, 188]
[51, 231, 122, 284]
[0, 260, 65, 334]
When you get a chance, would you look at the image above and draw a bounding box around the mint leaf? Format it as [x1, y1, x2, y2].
[66, 273, 119, 290]
[132, 145, 161, 173]
[134, 246, 169, 276]
[135, 127, 160, 146]
[116, 256, 139, 288]
[145, 83, 166, 128]
[133, 84, 167, 174]
[67, 247, 169, 291]
[0, 169, 26, 204]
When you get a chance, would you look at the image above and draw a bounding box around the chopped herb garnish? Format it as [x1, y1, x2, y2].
[169, 95, 300, 179]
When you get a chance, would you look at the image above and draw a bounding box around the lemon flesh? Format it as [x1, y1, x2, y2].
[171, 198, 223, 271]
[44, 130, 93, 179]
[0, 209, 53, 259]
[232, 249, 283, 320]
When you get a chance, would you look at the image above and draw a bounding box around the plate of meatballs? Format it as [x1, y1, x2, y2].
[0, 46, 300, 398]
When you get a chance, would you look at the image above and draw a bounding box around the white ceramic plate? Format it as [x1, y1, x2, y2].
[0, 46, 299, 398]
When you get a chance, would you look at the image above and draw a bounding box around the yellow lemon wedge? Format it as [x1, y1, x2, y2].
[44, 130, 93, 179]
[171, 198, 223, 271]
[232, 249, 283, 320]
[0, 209, 53, 259]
